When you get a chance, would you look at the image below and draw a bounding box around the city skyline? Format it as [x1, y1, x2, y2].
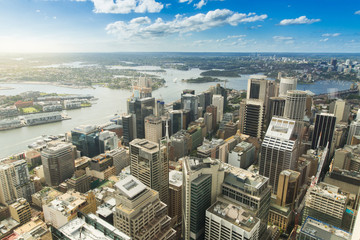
[0, 0, 359, 53]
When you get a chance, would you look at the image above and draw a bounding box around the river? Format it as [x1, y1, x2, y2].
[0, 67, 352, 158]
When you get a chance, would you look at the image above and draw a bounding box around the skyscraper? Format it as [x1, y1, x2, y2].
[283, 90, 307, 121]
[279, 77, 297, 97]
[122, 114, 136, 146]
[41, 142, 76, 186]
[114, 175, 176, 240]
[182, 157, 224, 240]
[276, 169, 300, 208]
[170, 110, 183, 135]
[212, 95, 224, 123]
[267, 97, 285, 124]
[181, 93, 199, 122]
[127, 97, 155, 139]
[206, 105, 217, 130]
[145, 115, 163, 143]
[0, 159, 35, 206]
[260, 117, 298, 194]
[311, 113, 336, 149]
[129, 139, 169, 205]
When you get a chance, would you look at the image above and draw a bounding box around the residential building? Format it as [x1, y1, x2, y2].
[9, 198, 31, 225]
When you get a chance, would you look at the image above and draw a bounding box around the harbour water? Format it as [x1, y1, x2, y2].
[0, 67, 352, 158]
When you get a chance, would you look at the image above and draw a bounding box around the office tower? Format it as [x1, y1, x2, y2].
[182, 157, 224, 240]
[98, 130, 119, 152]
[66, 170, 91, 193]
[276, 169, 300, 208]
[246, 75, 276, 107]
[106, 148, 129, 175]
[169, 170, 182, 227]
[113, 175, 176, 240]
[260, 117, 298, 194]
[330, 99, 350, 123]
[129, 139, 169, 205]
[173, 101, 182, 110]
[43, 190, 97, 228]
[203, 91, 212, 109]
[145, 115, 163, 143]
[283, 90, 307, 121]
[303, 182, 347, 228]
[41, 143, 76, 186]
[205, 198, 260, 240]
[171, 130, 191, 160]
[267, 97, 285, 124]
[228, 141, 255, 169]
[311, 113, 336, 149]
[204, 112, 213, 133]
[127, 97, 155, 139]
[239, 99, 266, 139]
[0, 159, 35, 206]
[154, 100, 165, 117]
[197, 92, 205, 114]
[299, 217, 350, 240]
[181, 93, 199, 122]
[9, 198, 31, 225]
[71, 125, 101, 157]
[206, 105, 217, 130]
[212, 94, 224, 123]
[53, 213, 131, 240]
[347, 120, 360, 145]
[170, 110, 183, 134]
[221, 164, 271, 238]
[122, 114, 136, 146]
[279, 77, 297, 97]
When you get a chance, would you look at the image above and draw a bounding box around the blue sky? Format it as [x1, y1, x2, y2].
[0, 0, 359, 52]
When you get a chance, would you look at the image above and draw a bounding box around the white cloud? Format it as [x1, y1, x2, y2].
[91, 0, 163, 14]
[355, 10, 360, 15]
[165, 3, 171, 8]
[322, 33, 340, 37]
[250, 25, 262, 29]
[53, 16, 57, 19]
[71, 0, 87, 1]
[36, 9, 41, 13]
[194, 0, 207, 9]
[320, 38, 329, 42]
[273, 36, 293, 40]
[106, 9, 267, 40]
[179, 0, 192, 3]
[279, 16, 320, 25]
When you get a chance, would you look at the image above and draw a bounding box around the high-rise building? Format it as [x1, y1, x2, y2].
[212, 95, 224, 123]
[283, 90, 307, 121]
[127, 97, 155, 139]
[145, 115, 163, 143]
[171, 130, 191, 160]
[347, 120, 360, 145]
[279, 77, 297, 97]
[221, 165, 271, 238]
[129, 139, 169, 205]
[228, 141, 255, 169]
[303, 182, 348, 228]
[106, 148, 129, 175]
[267, 97, 285, 125]
[71, 125, 100, 157]
[239, 99, 266, 139]
[299, 217, 350, 240]
[169, 170, 183, 227]
[113, 175, 176, 240]
[311, 113, 336, 150]
[205, 198, 260, 240]
[43, 190, 97, 228]
[206, 105, 217, 130]
[170, 110, 183, 134]
[182, 157, 224, 240]
[0, 159, 35, 206]
[181, 93, 199, 122]
[41, 142, 76, 186]
[260, 117, 298, 194]
[9, 198, 31, 225]
[122, 114, 136, 146]
[330, 99, 350, 123]
[276, 169, 300, 208]
[204, 112, 213, 133]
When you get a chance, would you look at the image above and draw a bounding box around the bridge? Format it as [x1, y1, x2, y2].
[314, 88, 359, 99]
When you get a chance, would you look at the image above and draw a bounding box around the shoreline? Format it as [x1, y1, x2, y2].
[0, 81, 92, 89]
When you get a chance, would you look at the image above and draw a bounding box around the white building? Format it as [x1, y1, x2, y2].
[144, 115, 163, 143]
[212, 95, 224, 123]
[279, 77, 297, 97]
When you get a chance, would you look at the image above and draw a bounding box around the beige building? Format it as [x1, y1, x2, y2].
[9, 198, 32, 225]
[113, 175, 176, 240]
[130, 139, 169, 205]
[145, 115, 163, 143]
[276, 169, 300, 208]
[169, 170, 182, 227]
[31, 187, 62, 209]
[43, 190, 97, 228]
[13, 217, 52, 240]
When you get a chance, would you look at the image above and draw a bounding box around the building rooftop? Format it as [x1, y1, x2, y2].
[184, 157, 220, 171]
[309, 182, 347, 203]
[266, 117, 296, 140]
[130, 139, 159, 153]
[0, 218, 20, 237]
[169, 170, 182, 187]
[197, 138, 225, 152]
[115, 175, 147, 199]
[32, 187, 62, 205]
[207, 199, 259, 232]
[300, 216, 350, 240]
[46, 190, 88, 216]
[59, 213, 130, 240]
[231, 142, 253, 153]
[22, 112, 61, 120]
[72, 124, 98, 134]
